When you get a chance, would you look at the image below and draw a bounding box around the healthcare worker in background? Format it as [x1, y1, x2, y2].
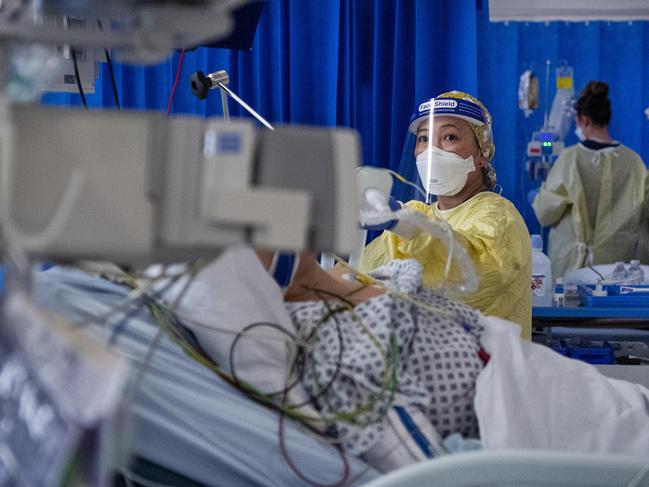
[361, 91, 532, 339]
[532, 81, 649, 279]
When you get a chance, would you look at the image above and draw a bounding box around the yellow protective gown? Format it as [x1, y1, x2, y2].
[532, 143, 649, 279]
[361, 192, 532, 339]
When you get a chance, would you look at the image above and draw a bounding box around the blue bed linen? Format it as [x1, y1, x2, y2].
[32, 266, 379, 487]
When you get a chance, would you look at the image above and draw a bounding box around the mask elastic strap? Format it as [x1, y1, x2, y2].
[269, 251, 301, 295]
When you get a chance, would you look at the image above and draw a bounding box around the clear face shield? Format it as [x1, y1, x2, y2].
[392, 96, 490, 204]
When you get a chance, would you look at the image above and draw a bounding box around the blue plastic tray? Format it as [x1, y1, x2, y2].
[551, 340, 615, 365]
[578, 284, 649, 307]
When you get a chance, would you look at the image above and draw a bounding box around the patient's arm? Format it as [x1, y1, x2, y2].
[255, 251, 384, 305]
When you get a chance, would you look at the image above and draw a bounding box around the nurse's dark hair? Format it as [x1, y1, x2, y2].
[574, 80, 611, 126]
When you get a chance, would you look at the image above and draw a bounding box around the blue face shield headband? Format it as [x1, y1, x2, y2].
[408, 98, 488, 135]
[396, 94, 497, 200]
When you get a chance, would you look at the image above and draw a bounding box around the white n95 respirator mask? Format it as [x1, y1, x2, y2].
[415, 146, 476, 197]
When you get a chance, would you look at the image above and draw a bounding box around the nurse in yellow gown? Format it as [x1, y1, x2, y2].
[361, 91, 532, 338]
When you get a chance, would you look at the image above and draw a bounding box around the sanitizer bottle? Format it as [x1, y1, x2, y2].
[606, 261, 628, 284]
[531, 234, 553, 307]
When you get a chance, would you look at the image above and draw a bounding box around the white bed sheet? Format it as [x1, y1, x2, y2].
[476, 315, 649, 455]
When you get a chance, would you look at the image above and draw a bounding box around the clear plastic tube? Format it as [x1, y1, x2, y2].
[359, 206, 479, 295]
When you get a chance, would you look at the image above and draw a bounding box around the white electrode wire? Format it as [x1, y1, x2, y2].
[117, 326, 163, 456]
[146, 290, 341, 352]
[112, 270, 202, 471]
[66, 273, 170, 332]
[120, 271, 198, 411]
[137, 273, 317, 348]
[80, 263, 188, 282]
[156, 307, 307, 345]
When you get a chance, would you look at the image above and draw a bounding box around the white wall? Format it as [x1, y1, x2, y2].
[489, 0, 649, 21]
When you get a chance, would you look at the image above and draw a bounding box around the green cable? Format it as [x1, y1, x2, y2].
[139, 268, 401, 430]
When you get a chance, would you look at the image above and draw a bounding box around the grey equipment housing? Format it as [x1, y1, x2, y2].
[5, 105, 360, 265]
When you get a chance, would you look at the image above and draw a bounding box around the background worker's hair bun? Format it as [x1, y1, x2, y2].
[574, 80, 611, 126]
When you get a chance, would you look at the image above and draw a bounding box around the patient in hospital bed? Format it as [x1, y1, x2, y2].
[159, 245, 649, 474]
[256, 250, 485, 467]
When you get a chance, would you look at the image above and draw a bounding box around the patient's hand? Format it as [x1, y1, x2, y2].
[329, 263, 350, 280]
[255, 250, 384, 305]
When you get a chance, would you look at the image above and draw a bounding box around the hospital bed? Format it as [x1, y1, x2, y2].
[32, 266, 379, 487]
[362, 450, 649, 487]
[31, 266, 649, 487]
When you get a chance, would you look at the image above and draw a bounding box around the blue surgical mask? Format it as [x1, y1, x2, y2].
[575, 126, 585, 142]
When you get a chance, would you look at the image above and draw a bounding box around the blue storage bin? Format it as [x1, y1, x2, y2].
[550, 340, 615, 365]
[578, 284, 649, 307]
[569, 344, 615, 365]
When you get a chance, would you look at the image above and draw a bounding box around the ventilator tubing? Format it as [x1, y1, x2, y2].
[359, 196, 478, 295]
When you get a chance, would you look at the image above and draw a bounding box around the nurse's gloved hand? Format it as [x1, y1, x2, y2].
[389, 207, 421, 239]
[360, 197, 420, 239]
[361, 196, 400, 231]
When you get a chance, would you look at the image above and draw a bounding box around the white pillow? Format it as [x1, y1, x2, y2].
[157, 245, 299, 397]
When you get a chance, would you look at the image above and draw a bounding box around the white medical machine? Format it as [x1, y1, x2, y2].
[6, 107, 359, 263]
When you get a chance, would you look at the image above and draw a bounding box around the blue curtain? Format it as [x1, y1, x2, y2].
[42, 0, 487, 190]
[481, 21, 649, 233]
[42, 4, 649, 236]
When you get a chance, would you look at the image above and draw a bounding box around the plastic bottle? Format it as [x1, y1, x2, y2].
[553, 277, 565, 307]
[627, 259, 645, 285]
[531, 234, 553, 307]
[592, 280, 608, 297]
[606, 261, 628, 284]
